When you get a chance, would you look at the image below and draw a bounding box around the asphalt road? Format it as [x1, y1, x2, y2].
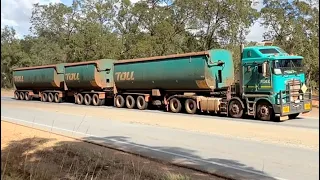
[1, 96, 319, 129]
[1, 98, 319, 180]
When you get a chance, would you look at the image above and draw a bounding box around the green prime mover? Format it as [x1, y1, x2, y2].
[113, 42, 312, 121]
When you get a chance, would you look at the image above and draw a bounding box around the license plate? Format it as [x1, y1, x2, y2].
[282, 106, 290, 113]
[304, 103, 311, 110]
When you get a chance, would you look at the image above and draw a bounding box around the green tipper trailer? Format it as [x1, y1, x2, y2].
[64, 59, 116, 106]
[113, 49, 235, 113]
[13, 63, 66, 102]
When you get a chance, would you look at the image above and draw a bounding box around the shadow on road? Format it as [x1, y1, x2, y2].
[82, 135, 277, 180]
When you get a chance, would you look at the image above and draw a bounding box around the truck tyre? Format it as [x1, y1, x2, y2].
[20, 92, 25, 100]
[84, 94, 92, 105]
[115, 95, 125, 108]
[185, 99, 197, 114]
[256, 102, 274, 121]
[48, 93, 54, 102]
[288, 113, 299, 119]
[77, 94, 84, 105]
[14, 91, 20, 100]
[137, 96, 148, 110]
[92, 94, 101, 106]
[42, 93, 48, 102]
[25, 92, 32, 101]
[228, 99, 243, 118]
[170, 98, 182, 113]
[126, 95, 135, 109]
[54, 93, 62, 103]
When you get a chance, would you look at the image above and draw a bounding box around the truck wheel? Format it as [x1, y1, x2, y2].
[92, 94, 101, 106]
[54, 93, 62, 103]
[288, 113, 299, 119]
[126, 95, 135, 109]
[84, 94, 92, 105]
[14, 91, 20, 100]
[48, 93, 54, 102]
[77, 94, 84, 105]
[25, 92, 32, 101]
[42, 93, 48, 102]
[137, 96, 148, 110]
[185, 99, 197, 114]
[256, 102, 274, 121]
[20, 92, 25, 100]
[170, 98, 182, 113]
[228, 99, 243, 118]
[115, 95, 125, 108]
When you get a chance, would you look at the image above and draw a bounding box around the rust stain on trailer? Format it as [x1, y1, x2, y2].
[116, 51, 210, 64]
[13, 64, 57, 71]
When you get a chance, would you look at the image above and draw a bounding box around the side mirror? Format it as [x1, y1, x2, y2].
[262, 62, 269, 77]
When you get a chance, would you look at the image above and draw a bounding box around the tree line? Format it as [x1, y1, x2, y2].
[1, 0, 319, 88]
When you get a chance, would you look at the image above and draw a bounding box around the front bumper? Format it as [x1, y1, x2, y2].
[273, 100, 312, 116]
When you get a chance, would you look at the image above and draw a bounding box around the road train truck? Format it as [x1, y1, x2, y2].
[12, 43, 312, 121]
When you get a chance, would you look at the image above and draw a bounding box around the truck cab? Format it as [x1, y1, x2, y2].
[239, 42, 312, 120]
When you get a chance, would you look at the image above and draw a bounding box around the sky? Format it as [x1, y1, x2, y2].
[1, 0, 265, 41]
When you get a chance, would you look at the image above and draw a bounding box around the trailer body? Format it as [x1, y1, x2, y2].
[114, 49, 234, 92]
[64, 59, 115, 91]
[13, 63, 65, 90]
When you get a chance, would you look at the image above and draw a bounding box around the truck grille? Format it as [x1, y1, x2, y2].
[287, 79, 301, 102]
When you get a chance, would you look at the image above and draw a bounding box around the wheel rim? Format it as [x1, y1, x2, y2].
[20, 92, 25, 100]
[54, 93, 59, 102]
[48, 93, 53, 102]
[25, 92, 29, 100]
[259, 105, 269, 117]
[229, 100, 242, 117]
[93, 95, 99, 105]
[15, 92, 19, 99]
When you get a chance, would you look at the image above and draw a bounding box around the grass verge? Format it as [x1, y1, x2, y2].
[1, 121, 219, 180]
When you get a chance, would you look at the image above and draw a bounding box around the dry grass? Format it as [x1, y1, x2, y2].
[1, 121, 219, 180]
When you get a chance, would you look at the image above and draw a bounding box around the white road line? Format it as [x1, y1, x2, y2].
[1, 116, 287, 180]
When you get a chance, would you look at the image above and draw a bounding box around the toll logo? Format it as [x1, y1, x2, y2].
[14, 76, 24, 82]
[115, 71, 135, 81]
[65, 73, 80, 81]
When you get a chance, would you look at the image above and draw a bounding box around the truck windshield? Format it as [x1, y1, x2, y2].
[272, 59, 303, 75]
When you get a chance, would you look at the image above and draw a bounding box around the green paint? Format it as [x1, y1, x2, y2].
[114, 49, 234, 91]
[65, 59, 115, 90]
[13, 63, 66, 90]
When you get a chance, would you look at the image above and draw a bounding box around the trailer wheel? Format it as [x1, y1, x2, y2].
[14, 91, 20, 100]
[137, 96, 148, 110]
[256, 101, 274, 121]
[25, 92, 33, 101]
[77, 94, 84, 105]
[54, 93, 62, 103]
[92, 94, 101, 106]
[48, 93, 54, 102]
[185, 99, 197, 114]
[84, 94, 92, 105]
[228, 99, 243, 118]
[41, 93, 48, 102]
[115, 95, 125, 108]
[169, 98, 182, 113]
[19, 92, 25, 100]
[126, 95, 135, 109]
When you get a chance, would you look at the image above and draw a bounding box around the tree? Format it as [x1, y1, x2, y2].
[261, 0, 319, 86]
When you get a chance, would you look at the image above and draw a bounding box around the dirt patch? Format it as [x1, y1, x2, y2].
[1, 89, 14, 97]
[1, 121, 221, 180]
[2, 100, 319, 151]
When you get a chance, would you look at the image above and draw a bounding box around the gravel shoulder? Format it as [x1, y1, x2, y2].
[1, 120, 219, 180]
